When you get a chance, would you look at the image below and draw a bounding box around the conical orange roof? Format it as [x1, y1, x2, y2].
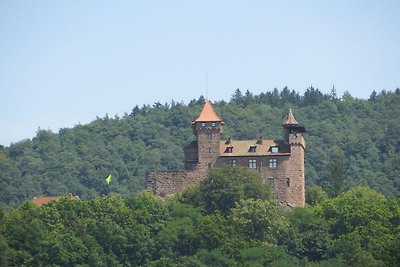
[194, 100, 223, 122]
[282, 109, 299, 125]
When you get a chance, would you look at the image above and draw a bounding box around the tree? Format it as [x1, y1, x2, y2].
[306, 186, 328, 206]
[197, 165, 273, 215]
[303, 87, 325, 106]
[283, 207, 331, 261]
[0, 233, 9, 267]
[232, 88, 245, 107]
[229, 198, 286, 243]
[369, 90, 377, 101]
[317, 187, 393, 264]
[330, 85, 338, 101]
[194, 213, 233, 250]
[322, 146, 346, 197]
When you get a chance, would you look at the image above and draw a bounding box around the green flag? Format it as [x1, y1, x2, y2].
[106, 174, 112, 185]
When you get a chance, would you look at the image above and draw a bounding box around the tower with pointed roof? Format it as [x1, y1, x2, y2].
[184, 100, 224, 172]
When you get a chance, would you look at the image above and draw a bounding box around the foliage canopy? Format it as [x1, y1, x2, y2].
[0, 87, 399, 208]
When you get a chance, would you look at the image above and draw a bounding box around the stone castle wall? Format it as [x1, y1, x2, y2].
[146, 171, 187, 197]
[146, 170, 206, 197]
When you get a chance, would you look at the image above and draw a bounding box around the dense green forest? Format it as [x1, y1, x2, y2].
[1, 166, 400, 266]
[0, 87, 399, 208]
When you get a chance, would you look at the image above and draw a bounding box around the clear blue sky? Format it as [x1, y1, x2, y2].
[1, 1, 399, 146]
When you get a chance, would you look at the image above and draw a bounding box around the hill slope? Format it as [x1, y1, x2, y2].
[1, 88, 399, 207]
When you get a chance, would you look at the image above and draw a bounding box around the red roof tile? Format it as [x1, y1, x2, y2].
[32, 194, 80, 207]
[194, 100, 223, 122]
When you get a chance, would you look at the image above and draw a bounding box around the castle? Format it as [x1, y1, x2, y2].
[146, 100, 306, 207]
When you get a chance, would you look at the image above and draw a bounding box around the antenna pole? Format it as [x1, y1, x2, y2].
[205, 71, 208, 100]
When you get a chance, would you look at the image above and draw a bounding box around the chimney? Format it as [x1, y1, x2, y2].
[225, 137, 232, 145]
[256, 136, 263, 145]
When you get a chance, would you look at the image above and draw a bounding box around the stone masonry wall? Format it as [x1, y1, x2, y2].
[196, 126, 221, 172]
[285, 133, 305, 207]
[146, 171, 187, 197]
[146, 170, 206, 197]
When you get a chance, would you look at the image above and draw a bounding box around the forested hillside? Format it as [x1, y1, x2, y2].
[1, 166, 399, 266]
[1, 87, 399, 208]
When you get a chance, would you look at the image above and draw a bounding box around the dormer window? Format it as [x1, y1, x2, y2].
[225, 146, 233, 153]
[271, 146, 279, 153]
[249, 146, 256, 152]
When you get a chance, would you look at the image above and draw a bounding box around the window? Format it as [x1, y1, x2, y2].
[206, 132, 212, 139]
[268, 177, 274, 187]
[208, 147, 212, 153]
[226, 146, 233, 153]
[271, 146, 279, 153]
[208, 163, 212, 169]
[201, 122, 206, 127]
[286, 178, 290, 187]
[249, 146, 257, 152]
[228, 159, 236, 165]
[269, 158, 277, 169]
[211, 122, 216, 127]
[249, 159, 257, 169]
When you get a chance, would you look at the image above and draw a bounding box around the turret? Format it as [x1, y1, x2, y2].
[282, 109, 306, 145]
[282, 109, 306, 207]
